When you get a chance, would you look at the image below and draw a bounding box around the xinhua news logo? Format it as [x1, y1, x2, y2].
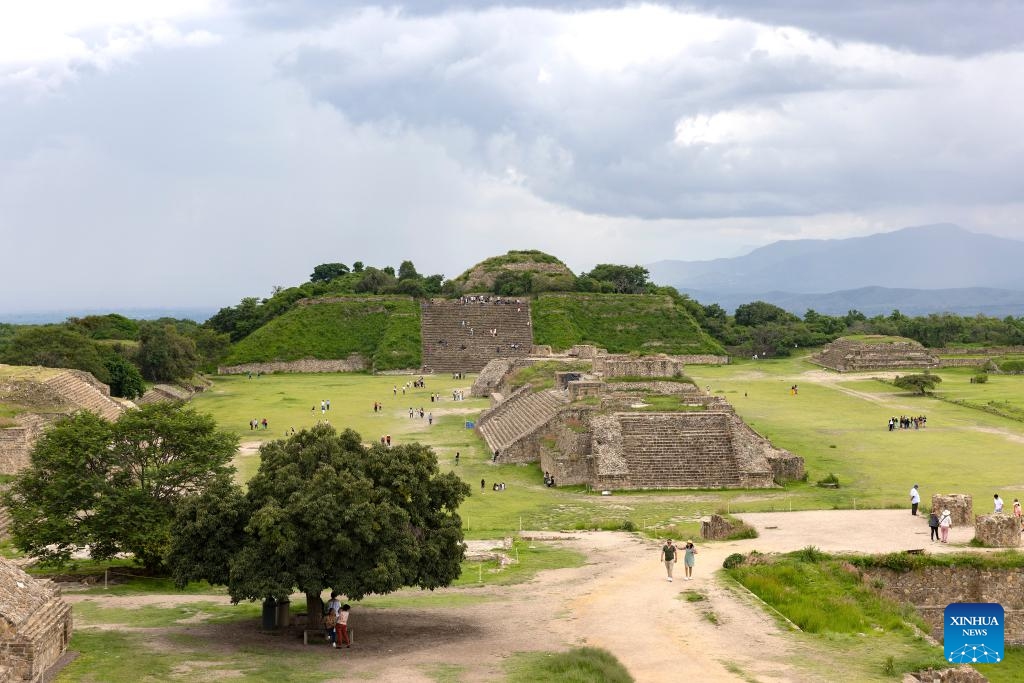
[944, 603, 1004, 664]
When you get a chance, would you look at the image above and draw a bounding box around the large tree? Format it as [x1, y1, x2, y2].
[0, 326, 111, 382]
[310, 262, 351, 283]
[582, 264, 650, 294]
[168, 424, 470, 618]
[4, 403, 238, 570]
[138, 323, 200, 381]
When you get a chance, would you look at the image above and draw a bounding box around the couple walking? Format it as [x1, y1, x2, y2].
[660, 539, 697, 582]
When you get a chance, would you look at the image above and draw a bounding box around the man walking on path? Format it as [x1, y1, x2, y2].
[994, 494, 1004, 513]
[660, 539, 677, 582]
[910, 484, 920, 516]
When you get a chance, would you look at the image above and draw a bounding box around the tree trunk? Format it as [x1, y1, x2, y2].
[306, 591, 324, 628]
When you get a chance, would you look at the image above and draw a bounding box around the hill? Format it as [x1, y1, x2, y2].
[648, 224, 1024, 294]
[532, 293, 724, 355]
[453, 250, 575, 293]
[222, 297, 420, 371]
[680, 286, 1024, 317]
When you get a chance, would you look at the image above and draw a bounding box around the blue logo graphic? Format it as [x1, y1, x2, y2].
[944, 603, 1003, 664]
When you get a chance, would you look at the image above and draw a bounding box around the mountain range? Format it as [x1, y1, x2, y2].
[648, 224, 1024, 316]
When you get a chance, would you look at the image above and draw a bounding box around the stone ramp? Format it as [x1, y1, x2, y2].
[614, 413, 742, 489]
[421, 299, 533, 373]
[478, 388, 569, 455]
[471, 358, 516, 397]
[42, 370, 123, 421]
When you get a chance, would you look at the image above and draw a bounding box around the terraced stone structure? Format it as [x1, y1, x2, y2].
[0, 558, 73, 682]
[0, 365, 127, 474]
[592, 354, 684, 378]
[474, 359, 803, 490]
[811, 336, 939, 372]
[420, 299, 534, 373]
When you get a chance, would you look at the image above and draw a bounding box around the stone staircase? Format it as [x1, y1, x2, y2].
[617, 413, 742, 489]
[42, 370, 123, 421]
[478, 388, 569, 455]
[471, 358, 516, 397]
[421, 299, 533, 373]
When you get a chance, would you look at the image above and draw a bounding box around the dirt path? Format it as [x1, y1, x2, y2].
[65, 510, 985, 682]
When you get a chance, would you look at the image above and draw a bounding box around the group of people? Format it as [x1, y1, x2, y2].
[914, 486, 1024, 539]
[451, 389, 466, 401]
[543, 471, 556, 487]
[322, 592, 352, 649]
[889, 415, 926, 431]
[379, 434, 392, 447]
[249, 418, 268, 430]
[660, 539, 697, 581]
[313, 399, 332, 415]
[457, 295, 523, 305]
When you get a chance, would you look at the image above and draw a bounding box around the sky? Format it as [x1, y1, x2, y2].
[1, 1, 1022, 314]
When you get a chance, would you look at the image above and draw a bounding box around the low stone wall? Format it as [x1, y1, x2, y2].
[938, 358, 989, 368]
[531, 345, 552, 356]
[597, 356, 684, 378]
[931, 494, 973, 526]
[863, 565, 1024, 644]
[218, 355, 368, 375]
[974, 514, 1021, 547]
[567, 345, 602, 359]
[766, 452, 805, 483]
[676, 355, 729, 365]
[906, 666, 987, 683]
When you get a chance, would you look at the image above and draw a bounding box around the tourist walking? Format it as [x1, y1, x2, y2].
[939, 509, 952, 543]
[1014, 499, 1022, 531]
[928, 511, 940, 542]
[683, 540, 698, 580]
[660, 539, 677, 582]
[995, 494, 1004, 513]
[909, 484, 920, 516]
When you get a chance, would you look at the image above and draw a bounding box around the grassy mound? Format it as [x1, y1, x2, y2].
[532, 293, 724, 355]
[453, 250, 575, 292]
[222, 297, 420, 371]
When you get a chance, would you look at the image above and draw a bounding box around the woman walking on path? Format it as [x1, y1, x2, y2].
[939, 509, 952, 543]
[928, 511, 940, 542]
[683, 540, 698, 580]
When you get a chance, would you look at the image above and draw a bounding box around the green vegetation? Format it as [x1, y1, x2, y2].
[506, 360, 590, 392]
[505, 647, 633, 683]
[606, 375, 695, 384]
[630, 394, 706, 412]
[222, 297, 420, 370]
[453, 540, 586, 587]
[533, 293, 723, 354]
[726, 550, 948, 676]
[893, 372, 942, 395]
[845, 550, 1024, 572]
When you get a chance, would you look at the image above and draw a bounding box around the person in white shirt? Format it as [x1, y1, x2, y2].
[994, 494, 1004, 513]
[910, 484, 920, 516]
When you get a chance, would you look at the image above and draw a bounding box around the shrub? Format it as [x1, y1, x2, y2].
[816, 473, 840, 488]
[973, 373, 989, 384]
[723, 553, 746, 569]
[795, 546, 824, 563]
[725, 525, 759, 541]
[620, 520, 636, 532]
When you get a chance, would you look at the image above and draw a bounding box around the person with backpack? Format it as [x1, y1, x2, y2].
[928, 510, 940, 542]
[324, 591, 341, 641]
[323, 608, 338, 646]
[335, 604, 352, 649]
[660, 539, 677, 582]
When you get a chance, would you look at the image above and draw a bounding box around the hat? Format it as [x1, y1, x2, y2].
[686, 539, 692, 544]
[943, 510, 950, 515]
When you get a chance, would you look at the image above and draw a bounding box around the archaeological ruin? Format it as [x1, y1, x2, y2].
[811, 336, 939, 372]
[473, 353, 804, 491]
[0, 365, 127, 475]
[0, 558, 73, 682]
[420, 298, 534, 373]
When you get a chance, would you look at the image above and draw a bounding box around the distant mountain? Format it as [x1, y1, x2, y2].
[679, 286, 1024, 317]
[649, 224, 1024, 294]
[0, 308, 217, 325]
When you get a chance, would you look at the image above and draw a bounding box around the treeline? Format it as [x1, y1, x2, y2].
[0, 314, 228, 399]
[685, 300, 1024, 357]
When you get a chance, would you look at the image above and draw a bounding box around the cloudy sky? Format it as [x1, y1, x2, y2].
[1, 1, 1022, 314]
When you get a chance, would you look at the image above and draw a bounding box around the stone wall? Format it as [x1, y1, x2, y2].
[974, 514, 1021, 547]
[863, 565, 1024, 644]
[931, 494, 973, 526]
[471, 358, 516, 397]
[0, 414, 51, 475]
[136, 384, 193, 405]
[420, 299, 533, 373]
[676, 355, 729, 365]
[567, 345, 603, 359]
[812, 337, 939, 372]
[531, 345, 553, 356]
[218, 355, 369, 375]
[938, 358, 989, 368]
[594, 355, 684, 378]
[905, 667, 987, 683]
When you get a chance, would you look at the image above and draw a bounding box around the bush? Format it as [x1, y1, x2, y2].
[973, 373, 989, 384]
[795, 546, 824, 563]
[816, 473, 840, 488]
[725, 525, 759, 541]
[620, 520, 636, 532]
[723, 553, 746, 569]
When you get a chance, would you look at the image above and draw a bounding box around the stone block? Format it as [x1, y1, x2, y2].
[974, 513, 1021, 547]
[931, 494, 973, 526]
[700, 514, 737, 540]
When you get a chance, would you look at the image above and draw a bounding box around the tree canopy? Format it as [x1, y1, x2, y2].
[168, 424, 470, 612]
[893, 373, 943, 395]
[581, 264, 651, 294]
[4, 403, 238, 570]
[310, 263, 351, 283]
[138, 323, 200, 381]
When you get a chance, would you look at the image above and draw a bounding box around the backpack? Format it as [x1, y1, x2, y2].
[928, 514, 939, 528]
[323, 612, 337, 628]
